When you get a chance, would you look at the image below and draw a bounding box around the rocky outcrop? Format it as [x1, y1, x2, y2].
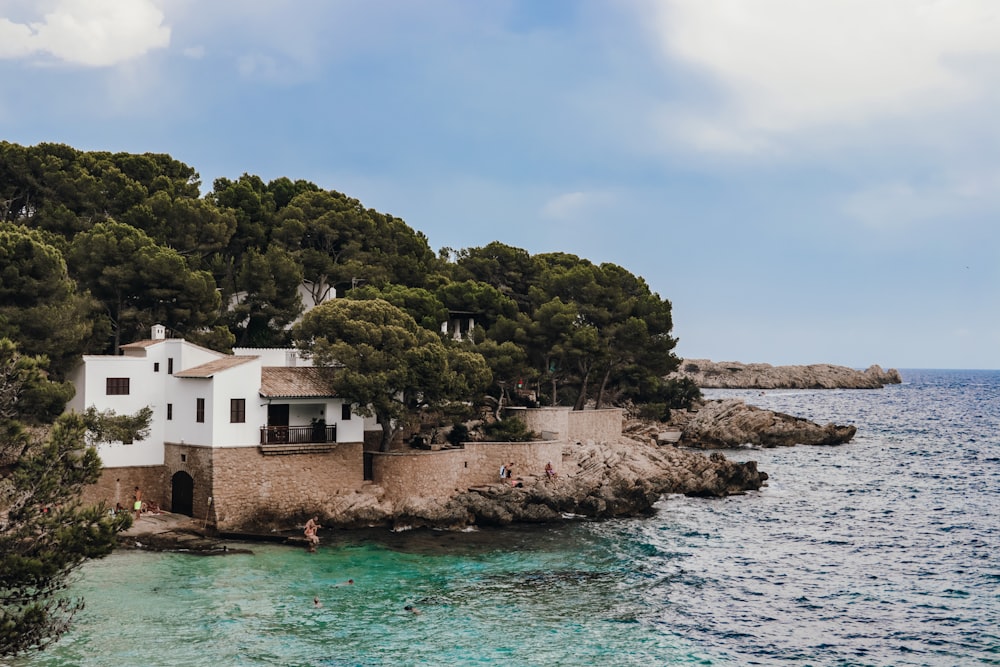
[225, 431, 770, 535]
[673, 359, 902, 389]
[672, 399, 856, 449]
[380, 436, 768, 530]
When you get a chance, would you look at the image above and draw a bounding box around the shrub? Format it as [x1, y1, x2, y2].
[482, 417, 537, 442]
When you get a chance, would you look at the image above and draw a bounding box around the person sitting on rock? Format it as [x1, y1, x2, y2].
[544, 462, 558, 480]
[506, 463, 523, 488]
[304, 516, 320, 552]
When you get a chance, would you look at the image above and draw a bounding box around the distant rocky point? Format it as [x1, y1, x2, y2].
[672, 359, 902, 389]
[669, 399, 857, 449]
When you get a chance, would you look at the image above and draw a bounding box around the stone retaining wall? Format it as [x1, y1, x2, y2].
[567, 408, 623, 443]
[505, 406, 622, 443]
[372, 440, 565, 502]
[82, 466, 169, 512]
[82, 411, 614, 531]
[208, 441, 365, 531]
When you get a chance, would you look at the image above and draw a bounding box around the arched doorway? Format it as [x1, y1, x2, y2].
[171, 471, 194, 516]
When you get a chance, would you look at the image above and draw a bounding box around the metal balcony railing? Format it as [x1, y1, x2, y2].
[260, 425, 337, 445]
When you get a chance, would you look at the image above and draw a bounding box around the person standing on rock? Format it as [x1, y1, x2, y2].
[133, 486, 143, 520]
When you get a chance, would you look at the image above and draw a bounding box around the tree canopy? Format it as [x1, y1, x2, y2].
[0, 139, 690, 413]
[292, 299, 491, 451]
[0, 339, 139, 657]
[0, 140, 698, 656]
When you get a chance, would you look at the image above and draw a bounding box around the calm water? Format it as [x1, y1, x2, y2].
[11, 370, 1000, 666]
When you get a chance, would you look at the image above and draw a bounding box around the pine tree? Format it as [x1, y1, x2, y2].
[0, 340, 133, 656]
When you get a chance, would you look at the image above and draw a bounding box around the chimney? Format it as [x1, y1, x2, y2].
[151, 324, 166, 340]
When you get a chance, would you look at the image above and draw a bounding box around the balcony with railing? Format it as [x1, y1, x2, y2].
[259, 424, 338, 455]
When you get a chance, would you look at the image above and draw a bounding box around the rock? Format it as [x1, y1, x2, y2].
[675, 399, 856, 448]
[672, 359, 902, 389]
[117, 512, 252, 554]
[323, 434, 769, 530]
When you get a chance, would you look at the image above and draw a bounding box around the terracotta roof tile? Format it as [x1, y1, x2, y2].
[260, 367, 337, 398]
[174, 356, 258, 378]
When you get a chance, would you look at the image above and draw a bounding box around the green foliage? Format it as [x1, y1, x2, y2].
[68, 221, 222, 351]
[349, 284, 448, 332]
[446, 422, 469, 446]
[227, 246, 304, 347]
[617, 369, 702, 419]
[2, 140, 685, 420]
[0, 339, 74, 436]
[293, 299, 491, 451]
[0, 340, 133, 657]
[81, 406, 153, 445]
[0, 414, 131, 657]
[0, 224, 104, 373]
[482, 417, 537, 442]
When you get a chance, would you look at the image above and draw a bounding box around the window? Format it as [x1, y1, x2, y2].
[230, 398, 246, 423]
[166, 403, 173, 420]
[154, 362, 160, 372]
[196, 398, 205, 423]
[168, 358, 174, 375]
[341, 403, 352, 421]
[106, 378, 130, 395]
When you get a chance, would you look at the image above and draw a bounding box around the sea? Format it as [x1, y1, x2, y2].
[9, 369, 999, 667]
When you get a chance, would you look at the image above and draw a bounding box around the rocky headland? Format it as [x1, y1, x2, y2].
[118, 406, 861, 551]
[668, 399, 857, 449]
[264, 428, 769, 535]
[120, 426, 772, 551]
[673, 359, 902, 389]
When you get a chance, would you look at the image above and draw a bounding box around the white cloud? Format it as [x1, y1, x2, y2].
[842, 171, 1000, 229]
[0, 0, 170, 66]
[643, 0, 1000, 152]
[540, 190, 614, 220]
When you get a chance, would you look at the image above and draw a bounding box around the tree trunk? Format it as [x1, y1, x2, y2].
[574, 362, 591, 411]
[494, 386, 507, 421]
[595, 366, 613, 409]
[377, 410, 396, 452]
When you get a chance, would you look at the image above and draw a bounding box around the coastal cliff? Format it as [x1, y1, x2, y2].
[673, 359, 902, 389]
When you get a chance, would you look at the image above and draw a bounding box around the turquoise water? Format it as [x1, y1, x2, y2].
[13, 526, 711, 666]
[10, 370, 1000, 666]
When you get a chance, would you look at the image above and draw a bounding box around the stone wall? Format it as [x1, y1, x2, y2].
[567, 408, 623, 443]
[80, 409, 613, 531]
[164, 442, 215, 519]
[506, 407, 570, 440]
[209, 441, 365, 531]
[81, 465, 169, 513]
[504, 406, 622, 443]
[372, 440, 565, 502]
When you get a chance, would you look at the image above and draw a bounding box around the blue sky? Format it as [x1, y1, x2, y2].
[2, 0, 999, 369]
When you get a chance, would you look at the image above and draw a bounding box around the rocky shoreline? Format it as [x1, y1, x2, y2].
[673, 359, 902, 389]
[118, 405, 860, 553]
[670, 399, 857, 449]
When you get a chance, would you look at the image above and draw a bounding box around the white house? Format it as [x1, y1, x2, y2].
[69, 324, 367, 523]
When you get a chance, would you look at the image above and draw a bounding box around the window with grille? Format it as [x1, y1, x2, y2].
[106, 378, 130, 395]
[230, 398, 246, 423]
